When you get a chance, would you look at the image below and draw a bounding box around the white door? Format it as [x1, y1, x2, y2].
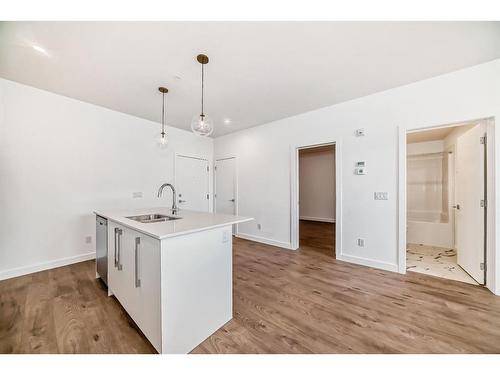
[175, 155, 210, 212]
[215, 158, 236, 215]
[455, 123, 486, 284]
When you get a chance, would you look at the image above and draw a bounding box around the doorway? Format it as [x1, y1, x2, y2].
[174, 154, 210, 212]
[405, 121, 487, 285]
[215, 157, 237, 233]
[297, 144, 336, 256]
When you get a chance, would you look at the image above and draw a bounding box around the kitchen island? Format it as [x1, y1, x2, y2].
[94, 207, 252, 353]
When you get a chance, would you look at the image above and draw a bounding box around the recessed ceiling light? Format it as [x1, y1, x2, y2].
[224, 118, 231, 125]
[32, 44, 49, 56]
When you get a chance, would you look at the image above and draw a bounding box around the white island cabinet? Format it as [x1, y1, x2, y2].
[107, 222, 162, 351]
[95, 208, 252, 354]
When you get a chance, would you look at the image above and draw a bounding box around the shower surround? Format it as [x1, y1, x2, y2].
[406, 141, 454, 248]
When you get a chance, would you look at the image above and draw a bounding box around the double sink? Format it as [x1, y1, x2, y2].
[126, 213, 182, 224]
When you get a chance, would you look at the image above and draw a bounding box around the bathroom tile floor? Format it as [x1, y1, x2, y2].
[406, 243, 478, 285]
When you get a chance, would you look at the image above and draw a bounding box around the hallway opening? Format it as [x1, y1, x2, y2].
[298, 144, 336, 256]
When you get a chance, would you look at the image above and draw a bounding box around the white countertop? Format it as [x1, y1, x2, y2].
[94, 207, 253, 240]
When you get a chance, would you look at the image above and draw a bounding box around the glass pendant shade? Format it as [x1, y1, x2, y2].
[191, 114, 213, 136]
[157, 132, 168, 148]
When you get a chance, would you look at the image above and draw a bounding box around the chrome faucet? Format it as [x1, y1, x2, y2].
[157, 183, 178, 214]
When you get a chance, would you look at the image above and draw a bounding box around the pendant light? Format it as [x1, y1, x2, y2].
[191, 54, 214, 136]
[158, 86, 168, 148]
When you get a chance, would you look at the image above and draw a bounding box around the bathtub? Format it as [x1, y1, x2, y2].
[407, 210, 453, 248]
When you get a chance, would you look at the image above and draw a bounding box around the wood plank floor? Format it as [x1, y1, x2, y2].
[2, 221, 500, 353]
[299, 220, 335, 256]
[193, 236, 500, 353]
[0, 261, 156, 353]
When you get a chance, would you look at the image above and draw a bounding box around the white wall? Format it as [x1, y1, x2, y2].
[299, 147, 335, 222]
[0, 78, 213, 280]
[214, 59, 500, 292]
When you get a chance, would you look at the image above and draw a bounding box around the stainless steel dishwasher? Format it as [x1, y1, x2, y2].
[96, 215, 108, 286]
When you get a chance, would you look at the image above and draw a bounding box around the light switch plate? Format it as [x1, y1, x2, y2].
[355, 167, 366, 175]
[222, 230, 230, 243]
[374, 192, 388, 200]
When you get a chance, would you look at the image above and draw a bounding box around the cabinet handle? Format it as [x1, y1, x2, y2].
[114, 228, 119, 268]
[135, 237, 141, 288]
[116, 228, 123, 271]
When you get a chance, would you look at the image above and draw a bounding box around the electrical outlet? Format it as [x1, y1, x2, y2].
[357, 238, 365, 247]
[132, 192, 143, 198]
[85, 236, 92, 244]
[257, 223, 262, 230]
[374, 192, 388, 200]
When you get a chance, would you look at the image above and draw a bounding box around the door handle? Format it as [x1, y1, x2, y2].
[179, 199, 186, 203]
[116, 228, 123, 271]
[229, 199, 235, 202]
[453, 204, 460, 210]
[134, 237, 141, 288]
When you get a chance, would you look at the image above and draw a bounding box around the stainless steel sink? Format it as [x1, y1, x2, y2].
[126, 214, 182, 223]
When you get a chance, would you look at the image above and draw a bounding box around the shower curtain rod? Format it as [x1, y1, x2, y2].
[407, 151, 453, 158]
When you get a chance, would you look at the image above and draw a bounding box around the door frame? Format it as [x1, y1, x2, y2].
[398, 117, 496, 292]
[445, 143, 456, 250]
[174, 153, 212, 212]
[214, 157, 239, 233]
[290, 139, 341, 257]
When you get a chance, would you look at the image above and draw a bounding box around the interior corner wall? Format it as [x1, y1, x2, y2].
[213, 59, 500, 284]
[299, 148, 335, 222]
[443, 123, 476, 149]
[0, 78, 214, 280]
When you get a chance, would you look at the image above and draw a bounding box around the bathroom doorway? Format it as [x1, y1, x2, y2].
[405, 121, 488, 285]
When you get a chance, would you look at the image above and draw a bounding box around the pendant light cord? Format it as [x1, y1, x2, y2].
[161, 92, 165, 135]
[201, 62, 204, 116]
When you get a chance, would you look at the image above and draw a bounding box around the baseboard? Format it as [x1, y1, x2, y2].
[0, 251, 96, 281]
[336, 253, 399, 273]
[299, 216, 336, 223]
[235, 233, 295, 250]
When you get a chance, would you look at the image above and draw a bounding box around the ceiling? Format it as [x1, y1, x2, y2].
[406, 123, 476, 143]
[406, 127, 455, 143]
[299, 144, 335, 154]
[1, 22, 500, 137]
